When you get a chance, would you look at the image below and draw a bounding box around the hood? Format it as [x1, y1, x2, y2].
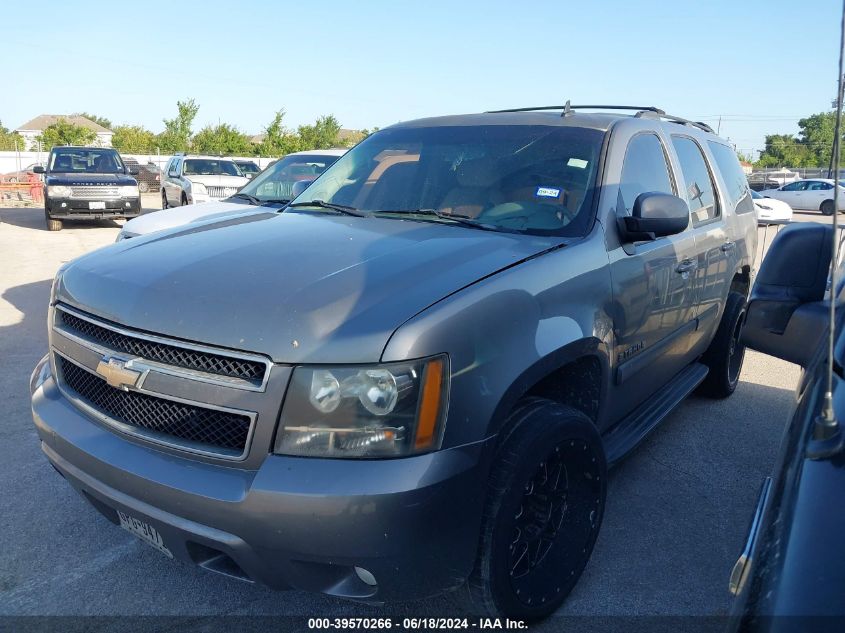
[186, 174, 250, 188]
[58, 212, 563, 363]
[122, 199, 256, 236]
[45, 173, 137, 186]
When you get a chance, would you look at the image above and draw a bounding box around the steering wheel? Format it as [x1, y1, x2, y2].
[478, 200, 576, 229]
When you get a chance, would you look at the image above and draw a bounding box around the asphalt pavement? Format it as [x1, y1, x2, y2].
[0, 203, 823, 622]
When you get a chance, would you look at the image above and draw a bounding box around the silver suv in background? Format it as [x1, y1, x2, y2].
[160, 155, 249, 207]
[32, 105, 757, 619]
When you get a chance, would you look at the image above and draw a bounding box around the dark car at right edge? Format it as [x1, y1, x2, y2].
[729, 222, 845, 632]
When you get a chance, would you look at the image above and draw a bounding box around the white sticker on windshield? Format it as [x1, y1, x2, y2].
[536, 187, 561, 199]
[567, 158, 589, 169]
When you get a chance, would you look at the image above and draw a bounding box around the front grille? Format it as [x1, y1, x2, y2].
[70, 186, 119, 199]
[206, 186, 238, 199]
[59, 357, 251, 453]
[58, 309, 266, 384]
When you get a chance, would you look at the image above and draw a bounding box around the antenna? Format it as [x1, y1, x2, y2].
[810, 0, 845, 459]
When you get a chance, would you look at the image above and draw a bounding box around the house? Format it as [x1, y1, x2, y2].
[15, 115, 113, 150]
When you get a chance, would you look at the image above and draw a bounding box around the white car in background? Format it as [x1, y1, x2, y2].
[759, 178, 845, 215]
[751, 189, 793, 224]
[119, 149, 347, 240]
[161, 155, 250, 207]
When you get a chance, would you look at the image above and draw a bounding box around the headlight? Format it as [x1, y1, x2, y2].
[118, 185, 139, 197]
[47, 185, 71, 197]
[275, 356, 449, 458]
[190, 181, 207, 194]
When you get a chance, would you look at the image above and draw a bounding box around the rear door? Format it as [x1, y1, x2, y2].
[607, 131, 699, 419]
[777, 181, 809, 208]
[805, 180, 833, 210]
[669, 135, 732, 352]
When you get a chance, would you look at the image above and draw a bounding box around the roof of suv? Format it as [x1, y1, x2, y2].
[391, 106, 718, 138]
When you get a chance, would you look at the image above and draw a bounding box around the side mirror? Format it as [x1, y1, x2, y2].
[125, 164, 139, 175]
[290, 178, 316, 199]
[245, 174, 253, 180]
[619, 192, 689, 242]
[742, 223, 833, 367]
[33, 165, 45, 174]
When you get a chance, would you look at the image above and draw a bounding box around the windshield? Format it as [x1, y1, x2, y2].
[236, 161, 261, 175]
[240, 153, 342, 202]
[49, 148, 125, 174]
[183, 159, 242, 177]
[292, 125, 604, 234]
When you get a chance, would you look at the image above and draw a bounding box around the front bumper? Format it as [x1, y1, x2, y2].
[188, 192, 211, 204]
[47, 197, 141, 219]
[30, 356, 489, 602]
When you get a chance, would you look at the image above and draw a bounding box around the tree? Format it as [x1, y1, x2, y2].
[191, 123, 254, 156]
[112, 125, 157, 153]
[256, 110, 302, 156]
[296, 115, 342, 150]
[36, 118, 97, 150]
[157, 98, 199, 153]
[0, 120, 26, 151]
[797, 111, 836, 168]
[756, 111, 840, 168]
[756, 133, 816, 168]
[73, 112, 113, 130]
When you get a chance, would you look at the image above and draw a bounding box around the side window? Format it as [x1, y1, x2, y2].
[808, 181, 832, 191]
[782, 181, 808, 191]
[671, 136, 720, 225]
[618, 133, 674, 217]
[708, 141, 754, 215]
[165, 159, 175, 176]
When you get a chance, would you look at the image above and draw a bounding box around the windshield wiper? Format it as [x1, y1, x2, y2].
[287, 199, 368, 217]
[229, 192, 262, 205]
[379, 208, 501, 231]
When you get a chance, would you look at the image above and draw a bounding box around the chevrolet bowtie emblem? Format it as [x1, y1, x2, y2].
[96, 357, 142, 390]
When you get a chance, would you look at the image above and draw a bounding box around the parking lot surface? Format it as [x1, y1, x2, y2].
[0, 203, 819, 619]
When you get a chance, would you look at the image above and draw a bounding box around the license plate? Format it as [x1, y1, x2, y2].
[117, 510, 173, 558]
[89, 201, 106, 209]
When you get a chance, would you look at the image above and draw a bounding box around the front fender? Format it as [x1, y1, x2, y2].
[381, 233, 613, 450]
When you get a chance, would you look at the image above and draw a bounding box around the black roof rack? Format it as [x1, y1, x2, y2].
[486, 101, 715, 134]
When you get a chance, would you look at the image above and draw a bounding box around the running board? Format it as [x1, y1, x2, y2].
[603, 362, 709, 467]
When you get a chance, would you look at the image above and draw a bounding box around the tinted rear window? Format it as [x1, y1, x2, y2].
[708, 141, 754, 215]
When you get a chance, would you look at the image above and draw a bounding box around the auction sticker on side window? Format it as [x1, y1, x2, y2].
[117, 510, 173, 558]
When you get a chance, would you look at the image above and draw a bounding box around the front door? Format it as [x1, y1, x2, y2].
[607, 131, 699, 420]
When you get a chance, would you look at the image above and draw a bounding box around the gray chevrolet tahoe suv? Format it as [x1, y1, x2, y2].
[30, 104, 757, 619]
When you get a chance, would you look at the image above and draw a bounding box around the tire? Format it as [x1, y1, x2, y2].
[138, 181, 149, 193]
[821, 199, 835, 216]
[161, 190, 168, 209]
[181, 193, 188, 206]
[698, 291, 747, 398]
[45, 209, 62, 231]
[464, 398, 606, 620]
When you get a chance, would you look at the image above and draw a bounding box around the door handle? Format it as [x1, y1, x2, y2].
[721, 241, 736, 252]
[675, 259, 696, 274]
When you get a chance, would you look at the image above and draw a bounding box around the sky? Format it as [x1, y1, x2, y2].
[1, 0, 841, 158]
